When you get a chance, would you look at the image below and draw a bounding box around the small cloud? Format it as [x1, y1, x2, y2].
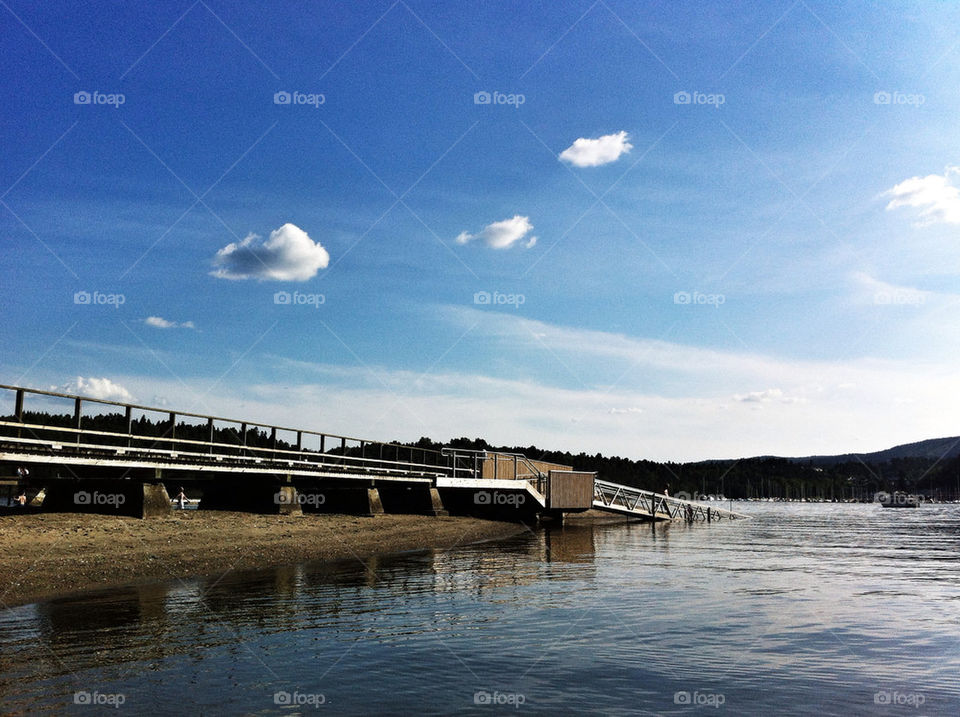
[212, 223, 330, 281]
[60, 377, 134, 402]
[145, 316, 195, 329]
[883, 166, 960, 225]
[733, 388, 801, 405]
[559, 131, 632, 168]
[456, 215, 536, 249]
[608, 406, 643, 415]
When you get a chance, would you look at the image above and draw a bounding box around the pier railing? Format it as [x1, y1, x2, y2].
[0, 385, 447, 479]
[441, 448, 554, 494]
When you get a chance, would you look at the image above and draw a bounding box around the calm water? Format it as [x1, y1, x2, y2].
[1, 503, 958, 715]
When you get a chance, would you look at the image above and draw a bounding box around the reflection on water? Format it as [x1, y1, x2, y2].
[1, 504, 958, 715]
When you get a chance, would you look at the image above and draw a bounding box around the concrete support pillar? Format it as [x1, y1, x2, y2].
[275, 486, 303, 516]
[366, 488, 384, 516]
[142, 483, 174, 518]
[428, 487, 448, 517]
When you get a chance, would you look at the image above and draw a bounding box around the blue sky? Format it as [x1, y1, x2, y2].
[3, 0, 960, 460]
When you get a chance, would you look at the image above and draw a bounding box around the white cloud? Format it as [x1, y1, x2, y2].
[456, 215, 536, 249]
[212, 223, 330, 281]
[60, 377, 134, 402]
[884, 166, 960, 225]
[27, 308, 960, 462]
[145, 316, 195, 329]
[559, 131, 633, 167]
[732, 388, 802, 405]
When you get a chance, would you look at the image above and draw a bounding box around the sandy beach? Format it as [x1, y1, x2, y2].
[0, 511, 525, 608]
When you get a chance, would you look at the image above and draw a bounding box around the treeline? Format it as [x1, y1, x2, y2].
[1, 411, 444, 465]
[403, 436, 960, 500]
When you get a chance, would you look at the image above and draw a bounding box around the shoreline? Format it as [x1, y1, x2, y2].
[0, 512, 527, 608]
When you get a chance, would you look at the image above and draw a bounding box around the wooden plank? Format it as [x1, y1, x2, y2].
[548, 471, 594, 509]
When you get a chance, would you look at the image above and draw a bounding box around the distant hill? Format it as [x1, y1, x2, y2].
[783, 436, 960, 466]
[410, 435, 960, 499]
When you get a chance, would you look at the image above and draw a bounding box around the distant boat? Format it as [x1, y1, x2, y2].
[877, 492, 921, 508]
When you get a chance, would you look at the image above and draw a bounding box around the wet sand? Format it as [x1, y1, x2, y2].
[0, 512, 526, 607]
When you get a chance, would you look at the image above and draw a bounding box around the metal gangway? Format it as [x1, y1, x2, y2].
[593, 479, 750, 522]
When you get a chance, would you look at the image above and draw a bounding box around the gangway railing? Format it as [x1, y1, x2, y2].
[594, 479, 750, 522]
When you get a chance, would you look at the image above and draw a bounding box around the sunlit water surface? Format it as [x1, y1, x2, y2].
[1, 503, 958, 715]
